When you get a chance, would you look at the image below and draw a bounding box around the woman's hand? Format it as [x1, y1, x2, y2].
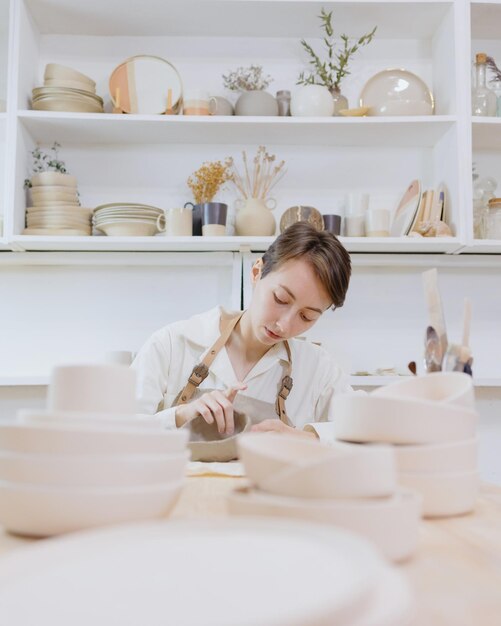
[251, 419, 318, 440]
[175, 383, 247, 435]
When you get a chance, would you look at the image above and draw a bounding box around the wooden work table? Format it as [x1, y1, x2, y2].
[0, 477, 500, 626]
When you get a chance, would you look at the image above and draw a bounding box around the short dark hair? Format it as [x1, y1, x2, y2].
[261, 222, 352, 308]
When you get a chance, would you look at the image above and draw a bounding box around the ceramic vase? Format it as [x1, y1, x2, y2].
[290, 85, 334, 117]
[235, 91, 278, 116]
[235, 197, 276, 236]
[330, 86, 349, 116]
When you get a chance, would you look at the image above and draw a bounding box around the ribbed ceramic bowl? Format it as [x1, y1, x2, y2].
[239, 433, 397, 499]
[394, 438, 478, 473]
[228, 486, 422, 562]
[332, 394, 478, 444]
[398, 469, 479, 518]
[44, 63, 96, 89]
[0, 480, 183, 536]
[0, 449, 189, 487]
[30, 172, 77, 187]
[373, 372, 475, 409]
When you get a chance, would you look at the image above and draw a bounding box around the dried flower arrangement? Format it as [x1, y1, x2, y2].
[222, 65, 273, 92]
[187, 160, 232, 204]
[24, 142, 68, 188]
[226, 146, 286, 200]
[487, 56, 501, 82]
[297, 8, 377, 92]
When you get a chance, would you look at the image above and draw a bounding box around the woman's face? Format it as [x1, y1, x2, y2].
[249, 257, 332, 345]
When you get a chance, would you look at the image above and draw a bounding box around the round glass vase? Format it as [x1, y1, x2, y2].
[329, 86, 348, 116]
[488, 79, 501, 117]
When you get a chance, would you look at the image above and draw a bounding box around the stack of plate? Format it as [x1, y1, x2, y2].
[0, 364, 189, 537]
[24, 173, 92, 235]
[231, 433, 422, 563]
[93, 203, 164, 236]
[333, 372, 479, 518]
[32, 63, 103, 113]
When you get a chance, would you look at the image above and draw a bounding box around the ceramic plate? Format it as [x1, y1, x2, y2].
[360, 69, 434, 116]
[109, 55, 183, 114]
[22, 228, 91, 236]
[0, 518, 385, 626]
[391, 179, 421, 236]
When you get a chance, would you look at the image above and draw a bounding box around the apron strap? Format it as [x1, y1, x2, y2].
[176, 311, 294, 426]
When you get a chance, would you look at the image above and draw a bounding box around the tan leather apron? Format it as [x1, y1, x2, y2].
[172, 311, 294, 462]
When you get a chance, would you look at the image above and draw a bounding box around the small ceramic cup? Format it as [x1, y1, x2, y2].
[183, 90, 210, 115]
[322, 214, 342, 235]
[156, 207, 193, 236]
[346, 192, 370, 217]
[209, 96, 234, 116]
[202, 202, 228, 236]
[345, 215, 366, 237]
[366, 208, 391, 237]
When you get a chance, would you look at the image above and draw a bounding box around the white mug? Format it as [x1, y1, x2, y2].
[366, 208, 390, 237]
[157, 207, 193, 236]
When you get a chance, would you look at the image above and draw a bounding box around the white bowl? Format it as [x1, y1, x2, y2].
[44, 63, 96, 88]
[97, 221, 159, 236]
[398, 470, 479, 518]
[0, 480, 183, 536]
[228, 486, 422, 562]
[0, 423, 188, 455]
[394, 438, 478, 473]
[0, 449, 189, 487]
[30, 172, 77, 187]
[239, 434, 397, 499]
[373, 372, 475, 409]
[18, 408, 162, 430]
[48, 364, 137, 414]
[332, 394, 478, 444]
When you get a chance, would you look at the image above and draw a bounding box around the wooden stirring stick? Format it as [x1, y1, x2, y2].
[112, 87, 122, 114]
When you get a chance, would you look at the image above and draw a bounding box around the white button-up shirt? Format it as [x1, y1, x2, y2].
[132, 306, 353, 442]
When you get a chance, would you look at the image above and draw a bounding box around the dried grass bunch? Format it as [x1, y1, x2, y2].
[187, 159, 232, 204]
[226, 146, 286, 200]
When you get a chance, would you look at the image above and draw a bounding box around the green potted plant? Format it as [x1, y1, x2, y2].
[222, 65, 278, 116]
[297, 9, 377, 115]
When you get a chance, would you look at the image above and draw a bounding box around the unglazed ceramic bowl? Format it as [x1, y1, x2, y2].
[373, 372, 475, 409]
[44, 63, 96, 89]
[398, 469, 479, 518]
[228, 486, 422, 562]
[0, 480, 183, 536]
[30, 172, 78, 188]
[394, 438, 478, 473]
[332, 394, 478, 444]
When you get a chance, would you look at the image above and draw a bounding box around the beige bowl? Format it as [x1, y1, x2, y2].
[332, 394, 478, 444]
[27, 207, 90, 217]
[228, 486, 422, 562]
[22, 227, 91, 236]
[27, 217, 91, 228]
[30, 200, 81, 208]
[30, 184, 79, 193]
[398, 470, 479, 518]
[0, 449, 189, 487]
[44, 77, 97, 92]
[0, 480, 183, 536]
[44, 63, 96, 88]
[238, 434, 397, 499]
[374, 372, 475, 409]
[0, 423, 188, 455]
[30, 172, 77, 187]
[394, 438, 478, 473]
[18, 409, 161, 430]
[97, 221, 159, 236]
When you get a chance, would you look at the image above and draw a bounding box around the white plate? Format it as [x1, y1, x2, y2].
[228, 487, 421, 563]
[0, 518, 389, 625]
[360, 68, 434, 116]
[390, 179, 421, 236]
[109, 54, 183, 115]
[22, 227, 91, 236]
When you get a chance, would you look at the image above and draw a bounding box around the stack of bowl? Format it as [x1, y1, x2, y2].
[25, 172, 92, 235]
[0, 364, 188, 537]
[332, 372, 479, 518]
[93, 203, 164, 236]
[32, 63, 104, 113]
[230, 433, 421, 562]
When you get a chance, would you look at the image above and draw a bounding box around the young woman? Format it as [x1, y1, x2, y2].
[132, 222, 352, 443]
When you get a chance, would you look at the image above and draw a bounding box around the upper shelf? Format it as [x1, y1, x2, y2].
[472, 117, 501, 149]
[24, 0, 452, 38]
[8, 235, 463, 253]
[18, 112, 457, 148]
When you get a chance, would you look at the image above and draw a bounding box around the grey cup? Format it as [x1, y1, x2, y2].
[322, 214, 342, 235]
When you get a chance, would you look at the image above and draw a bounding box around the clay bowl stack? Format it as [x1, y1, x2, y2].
[32, 63, 104, 113]
[93, 203, 164, 236]
[230, 433, 422, 563]
[0, 364, 189, 537]
[25, 172, 92, 235]
[332, 372, 479, 518]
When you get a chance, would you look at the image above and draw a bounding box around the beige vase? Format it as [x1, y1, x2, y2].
[235, 197, 276, 236]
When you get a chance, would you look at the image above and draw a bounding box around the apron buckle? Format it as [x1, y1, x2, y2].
[278, 375, 293, 399]
[189, 363, 209, 386]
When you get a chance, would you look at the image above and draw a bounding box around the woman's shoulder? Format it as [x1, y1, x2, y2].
[289, 338, 344, 381]
[148, 305, 231, 346]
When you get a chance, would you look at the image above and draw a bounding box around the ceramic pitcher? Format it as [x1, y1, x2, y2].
[234, 197, 276, 236]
